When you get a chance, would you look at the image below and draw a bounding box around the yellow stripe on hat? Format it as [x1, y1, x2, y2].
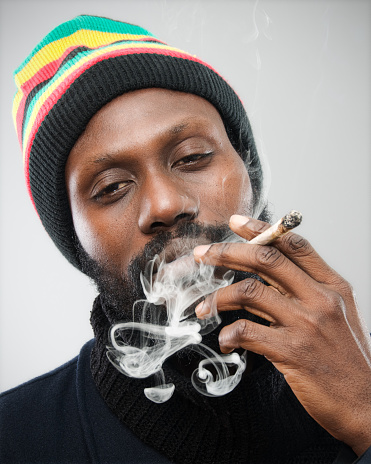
[15, 30, 152, 88]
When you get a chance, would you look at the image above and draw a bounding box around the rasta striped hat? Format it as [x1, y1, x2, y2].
[13, 14, 262, 270]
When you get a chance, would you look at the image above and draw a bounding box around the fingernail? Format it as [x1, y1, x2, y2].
[229, 215, 250, 228]
[195, 301, 205, 317]
[218, 334, 233, 353]
[193, 244, 212, 258]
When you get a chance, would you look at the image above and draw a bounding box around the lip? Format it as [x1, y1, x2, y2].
[156, 236, 213, 266]
[151, 236, 214, 280]
[152, 237, 232, 284]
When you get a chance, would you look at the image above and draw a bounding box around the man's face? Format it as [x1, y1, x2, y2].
[66, 88, 252, 284]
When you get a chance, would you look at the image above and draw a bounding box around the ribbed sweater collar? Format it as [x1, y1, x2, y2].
[90, 295, 340, 463]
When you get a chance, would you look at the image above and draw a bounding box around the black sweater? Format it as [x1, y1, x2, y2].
[0, 339, 370, 463]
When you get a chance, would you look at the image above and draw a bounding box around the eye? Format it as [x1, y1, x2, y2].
[174, 151, 214, 168]
[93, 181, 130, 202]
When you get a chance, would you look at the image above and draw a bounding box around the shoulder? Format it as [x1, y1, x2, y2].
[0, 343, 92, 464]
[0, 354, 78, 416]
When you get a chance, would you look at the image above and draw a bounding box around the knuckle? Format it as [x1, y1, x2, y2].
[255, 246, 283, 269]
[334, 278, 354, 300]
[238, 278, 263, 302]
[216, 242, 232, 261]
[281, 233, 311, 256]
[235, 319, 257, 342]
[323, 290, 346, 314]
[307, 289, 346, 327]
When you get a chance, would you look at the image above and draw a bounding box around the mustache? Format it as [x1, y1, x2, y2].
[77, 221, 234, 320]
[127, 221, 233, 281]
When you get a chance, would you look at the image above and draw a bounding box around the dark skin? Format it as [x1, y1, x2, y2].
[66, 89, 252, 274]
[66, 88, 371, 457]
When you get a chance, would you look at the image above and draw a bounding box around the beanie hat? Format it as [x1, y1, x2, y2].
[13, 15, 262, 270]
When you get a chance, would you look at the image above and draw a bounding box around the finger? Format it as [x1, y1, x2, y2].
[218, 319, 282, 362]
[194, 241, 317, 299]
[229, 214, 271, 241]
[229, 215, 342, 287]
[273, 232, 345, 287]
[195, 277, 298, 325]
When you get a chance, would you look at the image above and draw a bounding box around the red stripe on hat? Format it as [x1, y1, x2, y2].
[16, 45, 86, 146]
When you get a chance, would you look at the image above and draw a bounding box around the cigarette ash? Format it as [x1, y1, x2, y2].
[106, 238, 247, 404]
[282, 210, 302, 229]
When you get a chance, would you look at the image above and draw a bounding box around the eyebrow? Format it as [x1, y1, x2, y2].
[92, 153, 117, 165]
[169, 122, 189, 135]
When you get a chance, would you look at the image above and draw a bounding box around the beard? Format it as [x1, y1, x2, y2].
[77, 210, 270, 365]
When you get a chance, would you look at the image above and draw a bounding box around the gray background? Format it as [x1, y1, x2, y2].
[0, 0, 370, 392]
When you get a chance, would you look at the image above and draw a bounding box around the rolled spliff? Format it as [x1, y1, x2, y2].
[249, 210, 302, 246]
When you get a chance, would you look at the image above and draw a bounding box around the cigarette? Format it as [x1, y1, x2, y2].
[249, 210, 302, 246]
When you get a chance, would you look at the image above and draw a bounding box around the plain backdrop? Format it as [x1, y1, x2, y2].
[0, 0, 370, 392]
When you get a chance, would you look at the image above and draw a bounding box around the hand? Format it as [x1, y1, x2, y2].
[194, 215, 371, 457]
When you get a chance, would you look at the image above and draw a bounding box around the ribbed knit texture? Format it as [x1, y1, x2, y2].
[90, 295, 341, 464]
[13, 15, 262, 270]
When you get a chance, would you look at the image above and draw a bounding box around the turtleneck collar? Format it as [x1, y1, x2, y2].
[90, 294, 341, 464]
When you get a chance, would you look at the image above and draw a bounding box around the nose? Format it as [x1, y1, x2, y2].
[138, 173, 199, 234]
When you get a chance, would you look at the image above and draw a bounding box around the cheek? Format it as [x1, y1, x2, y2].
[71, 202, 139, 272]
[199, 161, 253, 221]
[221, 168, 252, 214]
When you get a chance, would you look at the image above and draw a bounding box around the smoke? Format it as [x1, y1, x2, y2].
[107, 232, 249, 404]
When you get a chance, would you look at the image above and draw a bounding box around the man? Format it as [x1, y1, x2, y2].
[0, 15, 370, 463]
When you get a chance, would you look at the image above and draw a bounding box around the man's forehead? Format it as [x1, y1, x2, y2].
[71, 89, 228, 158]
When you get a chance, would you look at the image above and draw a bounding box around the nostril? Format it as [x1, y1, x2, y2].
[151, 221, 166, 230]
[149, 212, 195, 232]
[176, 213, 191, 222]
